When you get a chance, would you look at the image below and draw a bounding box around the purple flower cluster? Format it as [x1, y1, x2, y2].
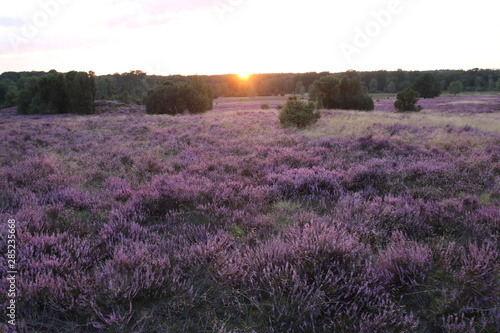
[375, 95, 500, 114]
[0, 97, 499, 332]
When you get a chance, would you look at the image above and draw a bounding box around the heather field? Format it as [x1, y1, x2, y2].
[1, 95, 499, 332]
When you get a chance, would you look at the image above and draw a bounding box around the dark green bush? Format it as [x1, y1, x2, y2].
[17, 71, 96, 115]
[394, 88, 422, 112]
[413, 73, 441, 98]
[310, 75, 374, 111]
[146, 77, 213, 115]
[279, 96, 320, 128]
[261, 104, 270, 110]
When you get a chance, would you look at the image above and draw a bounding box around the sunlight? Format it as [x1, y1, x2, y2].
[239, 73, 251, 79]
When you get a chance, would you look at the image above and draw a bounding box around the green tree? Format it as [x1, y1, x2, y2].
[146, 77, 213, 115]
[311, 75, 373, 111]
[474, 76, 485, 91]
[279, 96, 320, 128]
[496, 78, 500, 91]
[187, 76, 213, 113]
[119, 90, 133, 104]
[17, 71, 95, 115]
[394, 88, 421, 112]
[17, 77, 39, 114]
[0, 82, 8, 107]
[447, 80, 463, 96]
[3, 89, 18, 108]
[146, 81, 184, 115]
[385, 80, 397, 93]
[412, 73, 441, 98]
[295, 81, 305, 95]
[310, 75, 340, 109]
[369, 78, 378, 93]
[66, 71, 95, 114]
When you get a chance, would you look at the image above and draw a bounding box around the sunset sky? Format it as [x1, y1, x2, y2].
[1, 0, 499, 76]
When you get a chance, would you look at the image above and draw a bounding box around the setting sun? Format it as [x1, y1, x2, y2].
[239, 73, 251, 79]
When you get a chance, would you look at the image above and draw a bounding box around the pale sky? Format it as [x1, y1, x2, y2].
[0, 0, 499, 75]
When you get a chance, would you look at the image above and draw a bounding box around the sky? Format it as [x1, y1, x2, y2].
[0, 0, 499, 76]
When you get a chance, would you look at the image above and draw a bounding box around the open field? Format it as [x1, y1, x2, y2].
[1, 95, 499, 332]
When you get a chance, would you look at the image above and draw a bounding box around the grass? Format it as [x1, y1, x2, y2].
[211, 95, 500, 140]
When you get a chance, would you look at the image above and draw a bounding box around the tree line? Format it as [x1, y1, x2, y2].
[1, 68, 499, 114]
[0, 70, 96, 114]
[17, 70, 96, 115]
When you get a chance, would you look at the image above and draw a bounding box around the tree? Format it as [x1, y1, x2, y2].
[17, 71, 95, 115]
[447, 81, 463, 96]
[487, 78, 495, 91]
[279, 96, 320, 128]
[368, 78, 378, 93]
[295, 81, 305, 95]
[474, 76, 484, 91]
[310, 76, 340, 109]
[17, 72, 67, 114]
[187, 76, 213, 113]
[66, 71, 95, 114]
[385, 80, 397, 93]
[496, 78, 500, 91]
[146, 82, 183, 115]
[394, 88, 421, 112]
[146, 77, 213, 115]
[412, 73, 441, 98]
[310, 75, 374, 111]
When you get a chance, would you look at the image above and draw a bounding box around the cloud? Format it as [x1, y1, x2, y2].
[103, 0, 217, 29]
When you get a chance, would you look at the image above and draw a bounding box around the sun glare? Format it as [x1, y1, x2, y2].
[239, 73, 251, 79]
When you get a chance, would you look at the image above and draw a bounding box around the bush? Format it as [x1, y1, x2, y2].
[260, 104, 270, 110]
[310, 75, 374, 111]
[17, 71, 96, 115]
[394, 88, 422, 112]
[413, 73, 441, 98]
[146, 77, 213, 115]
[279, 96, 320, 128]
[448, 80, 463, 96]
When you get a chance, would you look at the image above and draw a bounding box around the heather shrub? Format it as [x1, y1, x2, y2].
[331, 195, 434, 246]
[343, 163, 389, 197]
[2, 91, 499, 332]
[3, 156, 67, 195]
[278, 96, 321, 128]
[454, 242, 500, 328]
[434, 241, 500, 332]
[267, 167, 343, 205]
[260, 103, 270, 110]
[394, 88, 422, 112]
[376, 231, 433, 289]
[223, 221, 418, 331]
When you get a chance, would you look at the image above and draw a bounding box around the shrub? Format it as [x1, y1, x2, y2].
[412, 73, 441, 98]
[279, 96, 320, 128]
[394, 88, 422, 112]
[310, 75, 374, 111]
[448, 80, 463, 96]
[267, 166, 343, 203]
[17, 71, 95, 115]
[260, 104, 270, 110]
[146, 77, 213, 115]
